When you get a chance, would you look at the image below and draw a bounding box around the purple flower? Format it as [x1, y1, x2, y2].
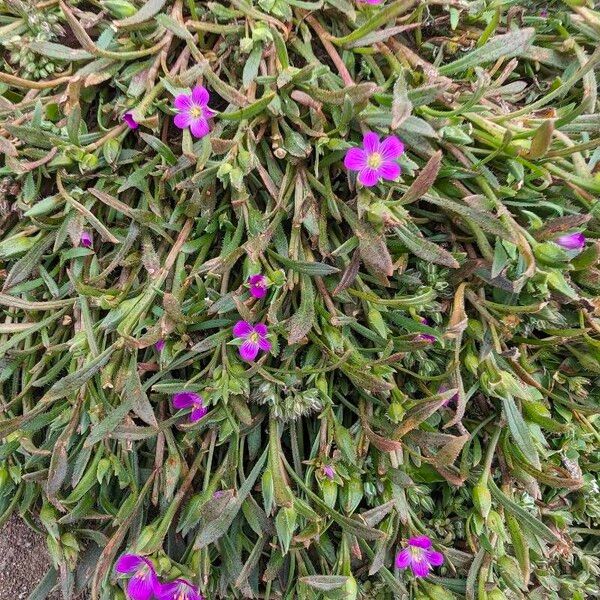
[322, 465, 335, 480]
[248, 274, 267, 299]
[172, 391, 208, 422]
[395, 536, 444, 578]
[416, 317, 435, 343]
[344, 132, 404, 187]
[155, 339, 166, 352]
[80, 231, 93, 248]
[123, 112, 139, 129]
[540, 8, 548, 17]
[555, 232, 585, 251]
[115, 554, 160, 600]
[173, 86, 214, 139]
[232, 321, 272, 362]
[157, 579, 203, 600]
[438, 383, 458, 407]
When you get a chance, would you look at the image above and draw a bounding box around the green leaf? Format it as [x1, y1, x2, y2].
[501, 395, 541, 470]
[439, 28, 536, 75]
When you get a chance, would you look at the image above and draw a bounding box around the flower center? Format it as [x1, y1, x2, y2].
[367, 152, 383, 169]
[249, 332, 259, 343]
[190, 106, 203, 118]
[410, 546, 424, 561]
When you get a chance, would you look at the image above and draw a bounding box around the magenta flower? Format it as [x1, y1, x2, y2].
[80, 231, 93, 248]
[232, 321, 271, 362]
[344, 132, 404, 187]
[123, 112, 139, 129]
[416, 317, 436, 343]
[555, 232, 585, 251]
[248, 274, 267, 299]
[115, 554, 160, 600]
[438, 383, 458, 407]
[173, 86, 214, 139]
[155, 339, 166, 352]
[395, 536, 444, 578]
[157, 579, 203, 600]
[172, 391, 208, 422]
[322, 465, 335, 480]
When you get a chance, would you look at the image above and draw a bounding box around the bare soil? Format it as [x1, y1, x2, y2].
[0, 515, 61, 600]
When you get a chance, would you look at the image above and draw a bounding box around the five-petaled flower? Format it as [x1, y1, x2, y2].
[172, 391, 208, 422]
[123, 112, 139, 129]
[248, 274, 267, 299]
[344, 132, 404, 187]
[80, 231, 93, 248]
[173, 86, 214, 139]
[395, 536, 444, 578]
[115, 554, 160, 600]
[232, 321, 271, 362]
[555, 232, 585, 251]
[157, 578, 204, 600]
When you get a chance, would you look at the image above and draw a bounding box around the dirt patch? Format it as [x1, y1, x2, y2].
[0, 515, 61, 600]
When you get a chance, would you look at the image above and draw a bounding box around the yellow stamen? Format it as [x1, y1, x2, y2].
[190, 106, 203, 118]
[367, 152, 382, 169]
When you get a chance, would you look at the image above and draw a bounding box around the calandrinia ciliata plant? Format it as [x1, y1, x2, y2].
[1, 0, 600, 598]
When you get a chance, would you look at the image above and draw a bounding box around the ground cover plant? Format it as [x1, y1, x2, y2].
[0, 0, 599, 598]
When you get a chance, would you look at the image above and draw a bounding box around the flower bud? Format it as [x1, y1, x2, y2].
[103, 137, 121, 165]
[102, 0, 137, 18]
[472, 481, 492, 519]
[320, 478, 337, 508]
[534, 241, 570, 266]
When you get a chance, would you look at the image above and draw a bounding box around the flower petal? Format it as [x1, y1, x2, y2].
[250, 284, 267, 299]
[409, 535, 432, 549]
[189, 117, 210, 139]
[239, 339, 260, 362]
[425, 549, 444, 567]
[395, 549, 411, 569]
[115, 554, 145, 574]
[363, 131, 380, 154]
[173, 391, 201, 409]
[126, 571, 157, 600]
[190, 405, 208, 422]
[123, 112, 139, 129]
[257, 336, 272, 352]
[344, 147, 367, 171]
[157, 579, 203, 600]
[410, 558, 431, 578]
[248, 274, 265, 285]
[556, 232, 585, 250]
[80, 231, 93, 248]
[358, 168, 379, 187]
[379, 161, 401, 181]
[380, 136, 404, 160]
[233, 321, 253, 338]
[192, 86, 210, 106]
[173, 112, 192, 130]
[174, 94, 193, 111]
[254, 323, 268, 336]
